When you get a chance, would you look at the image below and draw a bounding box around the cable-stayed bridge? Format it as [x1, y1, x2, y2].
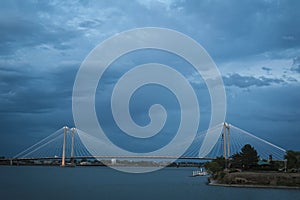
[11, 122, 286, 166]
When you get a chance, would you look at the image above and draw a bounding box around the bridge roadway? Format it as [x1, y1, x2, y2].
[8, 156, 216, 161]
[3, 156, 284, 163]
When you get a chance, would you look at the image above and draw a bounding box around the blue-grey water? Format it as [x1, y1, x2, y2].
[0, 166, 299, 200]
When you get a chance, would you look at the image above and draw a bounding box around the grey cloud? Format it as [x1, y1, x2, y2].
[291, 56, 300, 73]
[282, 74, 298, 82]
[223, 73, 285, 88]
[0, 0, 300, 155]
[291, 65, 300, 73]
[79, 19, 103, 29]
[177, 0, 300, 61]
[0, 62, 78, 114]
[293, 56, 300, 65]
[226, 85, 300, 150]
[0, 15, 80, 56]
[262, 67, 271, 72]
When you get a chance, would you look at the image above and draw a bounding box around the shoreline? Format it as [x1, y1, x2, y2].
[208, 171, 300, 190]
[208, 182, 300, 190]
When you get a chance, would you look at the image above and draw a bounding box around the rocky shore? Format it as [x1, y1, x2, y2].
[208, 172, 300, 189]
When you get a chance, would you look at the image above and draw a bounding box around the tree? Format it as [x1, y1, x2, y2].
[231, 144, 259, 169]
[214, 156, 226, 169]
[240, 144, 259, 169]
[204, 161, 222, 174]
[230, 153, 242, 168]
[204, 157, 225, 174]
[285, 150, 300, 169]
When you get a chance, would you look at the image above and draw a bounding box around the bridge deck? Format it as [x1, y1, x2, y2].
[8, 156, 215, 161]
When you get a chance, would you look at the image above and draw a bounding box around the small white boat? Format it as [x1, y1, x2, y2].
[192, 171, 207, 176]
[192, 168, 208, 176]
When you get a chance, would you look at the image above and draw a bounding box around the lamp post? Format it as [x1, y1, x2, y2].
[284, 159, 287, 172]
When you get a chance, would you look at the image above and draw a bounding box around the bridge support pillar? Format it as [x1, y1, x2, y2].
[61, 126, 68, 167]
[223, 123, 227, 159]
[223, 122, 231, 168]
[71, 128, 75, 165]
[227, 124, 230, 158]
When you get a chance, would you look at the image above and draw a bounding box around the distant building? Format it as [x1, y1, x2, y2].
[257, 160, 270, 167]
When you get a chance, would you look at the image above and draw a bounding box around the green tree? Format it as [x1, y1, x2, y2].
[240, 144, 259, 169]
[285, 150, 300, 169]
[214, 156, 226, 169]
[204, 157, 225, 174]
[204, 161, 222, 174]
[230, 153, 242, 168]
[231, 144, 259, 169]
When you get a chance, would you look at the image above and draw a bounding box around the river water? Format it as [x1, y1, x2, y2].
[0, 166, 299, 200]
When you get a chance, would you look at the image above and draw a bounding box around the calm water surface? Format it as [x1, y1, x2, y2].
[0, 166, 299, 200]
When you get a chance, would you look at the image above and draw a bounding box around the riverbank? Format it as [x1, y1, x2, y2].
[208, 171, 300, 189]
[209, 182, 300, 189]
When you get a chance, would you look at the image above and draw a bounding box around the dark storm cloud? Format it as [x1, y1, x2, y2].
[226, 85, 300, 150]
[223, 73, 284, 88]
[1, 0, 300, 155]
[0, 0, 83, 56]
[0, 17, 80, 56]
[0, 61, 78, 155]
[0, 61, 78, 114]
[177, 0, 300, 60]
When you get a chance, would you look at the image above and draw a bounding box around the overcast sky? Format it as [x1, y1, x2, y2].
[0, 0, 299, 156]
